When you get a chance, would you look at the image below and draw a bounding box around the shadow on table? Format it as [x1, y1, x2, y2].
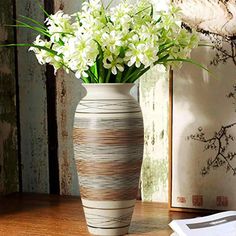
[129, 217, 172, 234]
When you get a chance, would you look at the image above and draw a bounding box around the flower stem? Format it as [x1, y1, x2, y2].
[105, 69, 111, 83]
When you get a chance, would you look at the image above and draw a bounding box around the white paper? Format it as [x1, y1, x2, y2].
[169, 211, 236, 236]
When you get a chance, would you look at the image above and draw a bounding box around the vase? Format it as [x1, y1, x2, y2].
[73, 83, 144, 236]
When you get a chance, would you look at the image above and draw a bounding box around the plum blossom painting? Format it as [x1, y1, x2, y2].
[170, 0, 236, 210]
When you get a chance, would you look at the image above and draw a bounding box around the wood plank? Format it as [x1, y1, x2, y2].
[55, 71, 82, 195]
[53, 1, 82, 196]
[0, 0, 18, 194]
[0, 193, 207, 236]
[16, 0, 49, 193]
[139, 67, 169, 202]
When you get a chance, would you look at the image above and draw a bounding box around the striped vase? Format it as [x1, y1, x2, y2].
[73, 83, 144, 236]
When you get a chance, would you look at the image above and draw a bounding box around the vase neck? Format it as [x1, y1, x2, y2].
[82, 83, 135, 100]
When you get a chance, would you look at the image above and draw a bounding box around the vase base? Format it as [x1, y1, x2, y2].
[88, 225, 129, 236]
[82, 199, 134, 236]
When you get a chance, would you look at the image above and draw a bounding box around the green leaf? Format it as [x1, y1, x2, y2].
[105, 69, 111, 83]
[154, 16, 162, 24]
[158, 42, 175, 55]
[165, 58, 210, 73]
[90, 62, 98, 79]
[123, 65, 135, 82]
[123, 66, 143, 83]
[81, 76, 90, 83]
[135, 6, 152, 16]
[150, 4, 153, 17]
[0, 43, 62, 58]
[19, 15, 47, 29]
[115, 71, 123, 83]
[6, 23, 50, 37]
[36, 0, 51, 18]
[87, 69, 99, 83]
[131, 67, 150, 82]
[155, 54, 169, 65]
[15, 20, 50, 36]
[119, 46, 126, 58]
[105, 0, 115, 9]
[198, 43, 214, 47]
[94, 40, 105, 83]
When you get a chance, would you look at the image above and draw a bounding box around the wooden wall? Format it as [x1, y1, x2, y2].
[0, 0, 18, 195]
[16, 0, 49, 193]
[0, 0, 83, 195]
[0, 0, 168, 201]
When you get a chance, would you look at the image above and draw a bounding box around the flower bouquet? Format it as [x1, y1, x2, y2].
[12, 0, 201, 83]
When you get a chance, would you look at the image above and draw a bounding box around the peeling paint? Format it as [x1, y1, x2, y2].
[141, 156, 168, 201]
[16, 0, 49, 193]
[140, 66, 169, 202]
[56, 71, 82, 196]
[53, 1, 82, 196]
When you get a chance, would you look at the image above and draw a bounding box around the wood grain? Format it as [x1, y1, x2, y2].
[139, 67, 169, 202]
[53, 0, 83, 197]
[168, 69, 173, 210]
[16, 0, 49, 193]
[0, 193, 207, 236]
[0, 0, 18, 194]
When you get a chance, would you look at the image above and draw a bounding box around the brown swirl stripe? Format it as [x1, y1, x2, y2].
[73, 128, 144, 145]
[76, 160, 143, 176]
[80, 187, 139, 201]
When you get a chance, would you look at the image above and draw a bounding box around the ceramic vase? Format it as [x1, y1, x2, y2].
[73, 83, 144, 236]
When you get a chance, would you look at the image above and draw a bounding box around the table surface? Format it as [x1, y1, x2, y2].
[0, 193, 205, 236]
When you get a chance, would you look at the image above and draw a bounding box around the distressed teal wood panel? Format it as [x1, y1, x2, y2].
[16, 0, 49, 193]
[0, 0, 18, 194]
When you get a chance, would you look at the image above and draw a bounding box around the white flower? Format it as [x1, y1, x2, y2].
[110, 2, 134, 25]
[125, 43, 144, 68]
[81, 0, 102, 15]
[75, 70, 89, 79]
[103, 55, 124, 75]
[139, 23, 159, 42]
[102, 30, 123, 55]
[45, 10, 73, 43]
[29, 35, 63, 73]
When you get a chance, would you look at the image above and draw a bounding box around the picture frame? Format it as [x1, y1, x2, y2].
[168, 0, 236, 213]
[169, 43, 236, 211]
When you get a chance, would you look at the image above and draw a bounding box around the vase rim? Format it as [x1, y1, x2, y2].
[82, 83, 134, 85]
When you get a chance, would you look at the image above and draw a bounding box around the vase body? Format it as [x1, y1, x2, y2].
[73, 83, 144, 236]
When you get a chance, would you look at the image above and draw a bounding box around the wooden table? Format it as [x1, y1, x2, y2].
[0, 194, 204, 236]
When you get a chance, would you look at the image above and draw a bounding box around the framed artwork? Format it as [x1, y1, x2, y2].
[169, 0, 236, 211]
